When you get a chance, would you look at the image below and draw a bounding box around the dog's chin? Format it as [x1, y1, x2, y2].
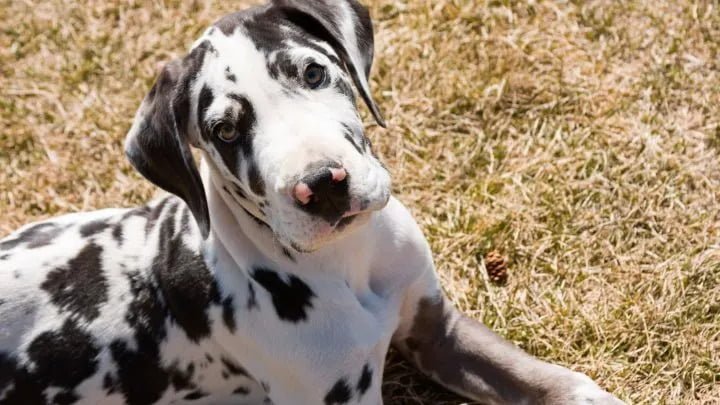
[280, 211, 372, 254]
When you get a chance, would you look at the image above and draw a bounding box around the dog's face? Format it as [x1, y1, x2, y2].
[125, 0, 391, 252]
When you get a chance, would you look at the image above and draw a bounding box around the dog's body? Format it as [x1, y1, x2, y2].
[0, 1, 623, 404]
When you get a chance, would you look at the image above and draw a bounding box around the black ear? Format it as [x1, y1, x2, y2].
[125, 57, 210, 238]
[273, 0, 386, 127]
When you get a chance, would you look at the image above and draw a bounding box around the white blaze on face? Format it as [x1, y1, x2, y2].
[189, 26, 391, 252]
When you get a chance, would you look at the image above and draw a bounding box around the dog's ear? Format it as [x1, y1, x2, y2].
[274, 0, 386, 127]
[125, 54, 211, 239]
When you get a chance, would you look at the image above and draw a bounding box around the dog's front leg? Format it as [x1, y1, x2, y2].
[391, 263, 623, 404]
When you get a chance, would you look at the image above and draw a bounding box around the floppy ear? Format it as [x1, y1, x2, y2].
[125, 57, 211, 238]
[273, 0, 386, 127]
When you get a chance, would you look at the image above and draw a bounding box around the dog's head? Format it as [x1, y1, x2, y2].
[125, 0, 390, 252]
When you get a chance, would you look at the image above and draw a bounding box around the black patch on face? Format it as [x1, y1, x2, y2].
[0, 222, 64, 251]
[233, 385, 250, 395]
[225, 66, 236, 83]
[79, 220, 110, 237]
[204, 93, 257, 182]
[153, 218, 220, 342]
[222, 296, 236, 333]
[324, 378, 352, 405]
[41, 243, 108, 322]
[251, 268, 315, 322]
[183, 390, 208, 400]
[197, 84, 215, 142]
[356, 364, 372, 396]
[220, 357, 249, 377]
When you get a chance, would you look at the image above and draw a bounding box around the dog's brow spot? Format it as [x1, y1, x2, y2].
[324, 378, 352, 404]
[251, 267, 315, 322]
[41, 242, 108, 322]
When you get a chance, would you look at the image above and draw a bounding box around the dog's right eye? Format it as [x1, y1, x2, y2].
[214, 123, 238, 143]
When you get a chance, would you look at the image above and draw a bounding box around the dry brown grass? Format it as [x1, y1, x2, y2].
[2, 0, 719, 403]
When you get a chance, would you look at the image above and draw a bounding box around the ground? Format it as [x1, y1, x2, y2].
[1, 0, 718, 404]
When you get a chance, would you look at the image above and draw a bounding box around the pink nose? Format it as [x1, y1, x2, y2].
[293, 167, 347, 205]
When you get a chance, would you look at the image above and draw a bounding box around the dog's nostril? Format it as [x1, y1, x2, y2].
[329, 167, 347, 183]
[293, 182, 313, 205]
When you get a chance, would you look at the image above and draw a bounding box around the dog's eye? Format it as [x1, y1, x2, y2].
[214, 123, 238, 143]
[303, 64, 325, 88]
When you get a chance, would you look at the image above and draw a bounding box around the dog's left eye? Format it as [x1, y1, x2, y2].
[303, 64, 326, 88]
[214, 123, 238, 143]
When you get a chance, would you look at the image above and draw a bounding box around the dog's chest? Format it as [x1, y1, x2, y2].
[203, 242, 399, 404]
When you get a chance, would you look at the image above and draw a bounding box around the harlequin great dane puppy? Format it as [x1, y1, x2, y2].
[0, 1, 624, 404]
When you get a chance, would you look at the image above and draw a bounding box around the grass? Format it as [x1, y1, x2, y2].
[1, 0, 719, 403]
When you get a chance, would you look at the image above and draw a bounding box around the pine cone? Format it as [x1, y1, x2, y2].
[484, 250, 508, 284]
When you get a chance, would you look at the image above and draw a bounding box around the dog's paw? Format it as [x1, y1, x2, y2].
[545, 372, 625, 405]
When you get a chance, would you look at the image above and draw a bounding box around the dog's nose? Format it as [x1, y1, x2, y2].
[293, 166, 350, 222]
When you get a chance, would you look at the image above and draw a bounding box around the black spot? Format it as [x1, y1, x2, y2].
[41, 243, 108, 322]
[356, 364, 372, 396]
[79, 220, 110, 237]
[53, 391, 79, 405]
[102, 372, 118, 394]
[251, 268, 315, 322]
[240, 206, 270, 229]
[27, 319, 100, 390]
[111, 223, 123, 245]
[110, 269, 170, 405]
[247, 282, 258, 310]
[344, 133, 363, 154]
[205, 353, 214, 363]
[144, 197, 173, 235]
[281, 247, 295, 262]
[324, 378, 352, 405]
[222, 296, 236, 333]
[183, 390, 208, 400]
[247, 162, 265, 197]
[153, 219, 220, 342]
[169, 363, 196, 392]
[233, 386, 250, 395]
[110, 340, 170, 405]
[0, 254, 8, 261]
[225, 66, 236, 82]
[208, 27, 216, 35]
[0, 222, 63, 251]
[233, 185, 248, 200]
[220, 357, 248, 377]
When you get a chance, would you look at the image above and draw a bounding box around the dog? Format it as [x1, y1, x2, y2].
[0, 1, 624, 404]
